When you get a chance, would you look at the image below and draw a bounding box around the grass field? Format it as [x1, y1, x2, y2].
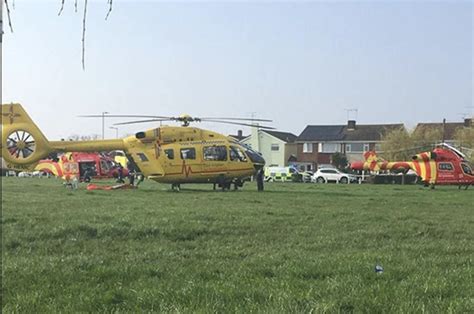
[1, 177, 473, 312]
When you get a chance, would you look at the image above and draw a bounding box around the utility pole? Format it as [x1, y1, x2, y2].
[1, 2, 4, 105]
[102, 111, 109, 139]
[442, 118, 446, 144]
[109, 126, 118, 139]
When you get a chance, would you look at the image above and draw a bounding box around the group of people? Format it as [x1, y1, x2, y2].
[115, 164, 144, 186]
[68, 163, 143, 188]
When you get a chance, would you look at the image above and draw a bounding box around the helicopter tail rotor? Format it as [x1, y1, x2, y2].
[1, 103, 53, 169]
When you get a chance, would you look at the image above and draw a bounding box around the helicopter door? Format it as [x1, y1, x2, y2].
[229, 145, 250, 172]
[201, 145, 229, 178]
[164, 147, 202, 180]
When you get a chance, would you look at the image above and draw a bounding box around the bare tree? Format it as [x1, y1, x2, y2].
[3, 0, 113, 69]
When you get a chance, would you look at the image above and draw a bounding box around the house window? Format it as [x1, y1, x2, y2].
[203, 146, 227, 161]
[164, 149, 174, 160]
[363, 144, 370, 152]
[438, 163, 453, 171]
[137, 153, 149, 162]
[321, 143, 339, 153]
[180, 148, 196, 160]
[271, 144, 280, 151]
[347, 143, 364, 152]
[303, 143, 313, 153]
[374, 143, 382, 152]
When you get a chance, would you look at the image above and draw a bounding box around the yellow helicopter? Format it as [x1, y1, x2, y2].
[1, 103, 272, 190]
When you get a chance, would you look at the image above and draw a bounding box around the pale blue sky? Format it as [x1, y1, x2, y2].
[3, 0, 473, 139]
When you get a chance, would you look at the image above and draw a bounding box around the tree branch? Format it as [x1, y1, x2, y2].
[4, 0, 14, 32]
[82, 0, 88, 70]
[105, 0, 113, 20]
[58, 0, 65, 16]
[75, 0, 78, 13]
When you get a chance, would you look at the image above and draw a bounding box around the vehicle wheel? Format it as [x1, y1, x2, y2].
[316, 177, 325, 184]
[340, 177, 348, 184]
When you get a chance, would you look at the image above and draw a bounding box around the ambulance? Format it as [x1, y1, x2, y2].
[264, 166, 298, 182]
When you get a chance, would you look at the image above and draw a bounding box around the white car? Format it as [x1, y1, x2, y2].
[312, 168, 357, 184]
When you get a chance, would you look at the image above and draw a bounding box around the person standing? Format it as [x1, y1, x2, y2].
[116, 165, 125, 183]
[256, 168, 264, 192]
[128, 169, 136, 186]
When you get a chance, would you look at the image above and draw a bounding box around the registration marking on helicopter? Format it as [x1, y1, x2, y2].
[2, 105, 21, 124]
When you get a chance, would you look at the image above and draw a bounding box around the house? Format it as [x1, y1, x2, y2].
[414, 118, 472, 144]
[295, 120, 404, 171]
[240, 128, 298, 167]
[228, 130, 248, 142]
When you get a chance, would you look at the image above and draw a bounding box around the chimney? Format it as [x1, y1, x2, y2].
[464, 118, 472, 127]
[347, 120, 356, 130]
[237, 130, 243, 138]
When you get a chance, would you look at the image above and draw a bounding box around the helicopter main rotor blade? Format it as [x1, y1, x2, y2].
[203, 120, 275, 129]
[113, 118, 173, 126]
[200, 117, 272, 122]
[79, 114, 172, 119]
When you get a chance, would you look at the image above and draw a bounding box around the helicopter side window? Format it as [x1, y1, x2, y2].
[461, 163, 472, 175]
[229, 146, 247, 162]
[180, 148, 196, 160]
[164, 149, 174, 160]
[137, 153, 149, 162]
[438, 163, 453, 171]
[203, 146, 227, 161]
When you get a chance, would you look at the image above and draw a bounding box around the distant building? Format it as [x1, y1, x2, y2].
[414, 118, 472, 144]
[241, 129, 297, 167]
[295, 120, 404, 171]
[228, 130, 248, 142]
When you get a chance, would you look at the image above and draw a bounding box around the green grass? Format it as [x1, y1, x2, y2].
[2, 178, 473, 312]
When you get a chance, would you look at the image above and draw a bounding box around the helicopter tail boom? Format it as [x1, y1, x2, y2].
[2, 103, 126, 170]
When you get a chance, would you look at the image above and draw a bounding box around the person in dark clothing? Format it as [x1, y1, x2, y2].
[128, 169, 136, 186]
[256, 168, 264, 192]
[83, 167, 92, 183]
[116, 165, 125, 183]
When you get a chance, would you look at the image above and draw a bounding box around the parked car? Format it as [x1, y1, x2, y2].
[312, 168, 358, 184]
[317, 164, 336, 170]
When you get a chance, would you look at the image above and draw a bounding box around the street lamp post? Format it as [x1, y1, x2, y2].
[102, 111, 109, 139]
[109, 126, 119, 139]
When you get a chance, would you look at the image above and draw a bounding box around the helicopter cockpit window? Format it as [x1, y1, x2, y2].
[164, 149, 174, 160]
[244, 146, 265, 165]
[461, 163, 473, 175]
[438, 163, 453, 171]
[230, 146, 247, 162]
[203, 146, 227, 161]
[180, 148, 196, 160]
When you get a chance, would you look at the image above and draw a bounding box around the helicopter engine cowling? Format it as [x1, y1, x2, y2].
[135, 129, 159, 142]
